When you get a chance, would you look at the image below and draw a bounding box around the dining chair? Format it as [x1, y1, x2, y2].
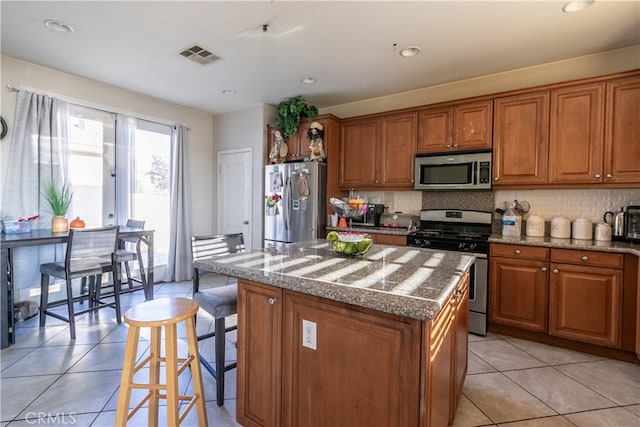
[115, 219, 146, 292]
[39, 226, 121, 339]
[191, 233, 244, 406]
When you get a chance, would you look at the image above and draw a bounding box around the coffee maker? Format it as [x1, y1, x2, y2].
[352, 204, 385, 226]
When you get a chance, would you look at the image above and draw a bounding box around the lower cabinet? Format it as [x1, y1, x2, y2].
[237, 273, 470, 427]
[489, 244, 626, 350]
[549, 252, 623, 348]
[367, 232, 407, 246]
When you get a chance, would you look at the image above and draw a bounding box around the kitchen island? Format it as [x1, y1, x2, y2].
[194, 240, 475, 427]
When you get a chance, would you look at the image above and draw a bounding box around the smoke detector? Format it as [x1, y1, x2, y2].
[179, 44, 220, 65]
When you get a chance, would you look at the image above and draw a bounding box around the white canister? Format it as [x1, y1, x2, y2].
[550, 216, 571, 239]
[572, 218, 593, 240]
[525, 215, 545, 237]
[595, 222, 612, 241]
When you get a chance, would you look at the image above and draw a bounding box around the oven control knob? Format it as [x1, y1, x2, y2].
[458, 242, 465, 250]
[469, 243, 477, 251]
[424, 240, 431, 247]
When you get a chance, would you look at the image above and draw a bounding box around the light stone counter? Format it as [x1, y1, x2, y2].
[489, 234, 640, 256]
[194, 239, 475, 321]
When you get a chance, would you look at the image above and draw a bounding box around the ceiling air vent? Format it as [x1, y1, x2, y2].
[179, 44, 220, 65]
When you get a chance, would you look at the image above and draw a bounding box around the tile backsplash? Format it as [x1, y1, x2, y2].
[495, 188, 639, 223]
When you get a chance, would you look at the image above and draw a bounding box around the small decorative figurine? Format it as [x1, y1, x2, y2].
[269, 129, 285, 164]
[307, 122, 326, 161]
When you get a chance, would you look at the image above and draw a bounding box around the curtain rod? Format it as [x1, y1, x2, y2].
[3, 82, 189, 129]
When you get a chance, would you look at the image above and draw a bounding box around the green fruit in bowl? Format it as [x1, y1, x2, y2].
[327, 231, 339, 242]
[333, 241, 346, 253]
[357, 238, 373, 254]
[344, 242, 356, 255]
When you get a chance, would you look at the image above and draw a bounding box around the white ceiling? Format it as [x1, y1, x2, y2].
[2, 1, 639, 115]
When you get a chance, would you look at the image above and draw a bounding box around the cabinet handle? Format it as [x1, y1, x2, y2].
[581, 255, 589, 261]
[552, 269, 559, 274]
[453, 144, 458, 148]
[268, 297, 277, 305]
[605, 173, 612, 179]
[494, 176, 499, 181]
[514, 249, 521, 254]
[594, 173, 601, 178]
[541, 267, 547, 272]
[446, 144, 452, 148]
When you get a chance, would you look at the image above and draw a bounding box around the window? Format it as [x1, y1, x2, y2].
[67, 106, 171, 269]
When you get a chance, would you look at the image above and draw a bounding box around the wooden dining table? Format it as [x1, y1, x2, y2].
[0, 226, 154, 349]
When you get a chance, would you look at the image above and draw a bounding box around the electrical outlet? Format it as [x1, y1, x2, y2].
[302, 319, 317, 350]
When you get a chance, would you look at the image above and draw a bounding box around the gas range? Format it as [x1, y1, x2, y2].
[407, 209, 492, 336]
[407, 210, 492, 255]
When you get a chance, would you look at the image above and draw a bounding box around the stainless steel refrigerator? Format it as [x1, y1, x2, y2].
[264, 162, 326, 248]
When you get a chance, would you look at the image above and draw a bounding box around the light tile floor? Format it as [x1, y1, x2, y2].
[1, 274, 639, 426]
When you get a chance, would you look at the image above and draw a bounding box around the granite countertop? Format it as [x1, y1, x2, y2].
[489, 234, 640, 257]
[325, 225, 411, 236]
[194, 240, 475, 321]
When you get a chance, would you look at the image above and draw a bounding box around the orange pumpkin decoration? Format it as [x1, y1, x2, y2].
[70, 216, 86, 228]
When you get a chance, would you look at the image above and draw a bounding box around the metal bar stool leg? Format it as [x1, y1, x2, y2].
[214, 317, 226, 406]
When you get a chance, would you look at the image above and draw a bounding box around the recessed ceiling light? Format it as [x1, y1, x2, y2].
[44, 19, 74, 33]
[399, 46, 421, 58]
[221, 89, 236, 95]
[301, 77, 317, 84]
[562, 1, 595, 13]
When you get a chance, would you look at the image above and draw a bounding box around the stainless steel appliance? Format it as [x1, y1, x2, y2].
[407, 209, 491, 336]
[414, 151, 492, 191]
[264, 162, 326, 248]
[351, 204, 385, 226]
[625, 205, 640, 242]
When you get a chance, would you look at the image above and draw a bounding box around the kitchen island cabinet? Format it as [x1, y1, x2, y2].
[194, 240, 475, 427]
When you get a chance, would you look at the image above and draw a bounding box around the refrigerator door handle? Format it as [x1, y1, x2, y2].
[283, 176, 291, 231]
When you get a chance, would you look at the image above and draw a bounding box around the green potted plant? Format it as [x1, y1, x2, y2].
[42, 179, 73, 233]
[272, 95, 318, 142]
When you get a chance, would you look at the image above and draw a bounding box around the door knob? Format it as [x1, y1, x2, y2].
[268, 297, 277, 305]
[552, 269, 559, 274]
[541, 267, 547, 272]
[581, 255, 588, 261]
[594, 173, 601, 178]
[605, 174, 612, 179]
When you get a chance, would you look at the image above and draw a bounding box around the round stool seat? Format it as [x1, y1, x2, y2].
[124, 297, 198, 326]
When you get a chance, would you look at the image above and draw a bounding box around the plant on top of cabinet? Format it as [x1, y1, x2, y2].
[272, 96, 318, 142]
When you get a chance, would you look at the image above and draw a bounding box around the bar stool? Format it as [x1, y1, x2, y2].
[115, 298, 207, 426]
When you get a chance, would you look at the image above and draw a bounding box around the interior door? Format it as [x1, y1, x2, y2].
[217, 148, 253, 250]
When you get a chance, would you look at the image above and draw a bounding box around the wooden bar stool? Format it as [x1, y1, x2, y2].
[115, 298, 208, 426]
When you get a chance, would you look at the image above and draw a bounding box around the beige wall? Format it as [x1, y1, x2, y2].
[321, 45, 640, 118]
[0, 55, 215, 236]
[212, 104, 276, 250]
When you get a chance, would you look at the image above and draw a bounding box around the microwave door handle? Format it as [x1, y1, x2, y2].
[472, 162, 477, 185]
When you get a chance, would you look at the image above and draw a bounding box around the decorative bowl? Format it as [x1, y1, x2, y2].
[326, 231, 373, 256]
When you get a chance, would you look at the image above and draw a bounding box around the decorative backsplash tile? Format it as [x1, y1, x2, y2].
[495, 188, 639, 223]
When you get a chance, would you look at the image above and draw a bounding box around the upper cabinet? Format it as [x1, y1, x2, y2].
[604, 75, 640, 184]
[548, 83, 605, 184]
[493, 91, 550, 186]
[417, 100, 492, 154]
[493, 71, 640, 189]
[339, 111, 417, 190]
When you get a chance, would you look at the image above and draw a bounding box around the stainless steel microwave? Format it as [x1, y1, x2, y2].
[414, 151, 492, 190]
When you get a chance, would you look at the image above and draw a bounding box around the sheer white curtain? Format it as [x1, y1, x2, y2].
[1, 90, 70, 288]
[163, 125, 192, 282]
[115, 114, 137, 224]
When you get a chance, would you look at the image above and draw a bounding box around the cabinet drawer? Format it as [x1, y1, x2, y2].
[551, 249, 623, 269]
[490, 243, 549, 261]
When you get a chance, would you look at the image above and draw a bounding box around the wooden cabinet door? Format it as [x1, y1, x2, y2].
[237, 280, 283, 427]
[369, 233, 406, 246]
[549, 263, 623, 348]
[283, 291, 421, 427]
[380, 112, 417, 188]
[549, 83, 605, 184]
[424, 294, 455, 427]
[453, 100, 493, 151]
[417, 106, 453, 153]
[605, 75, 640, 184]
[286, 120, 313, 162]
[339, 118, 379, 188]
[489, 257, 549, 332]
[493, 92, 549, 186]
